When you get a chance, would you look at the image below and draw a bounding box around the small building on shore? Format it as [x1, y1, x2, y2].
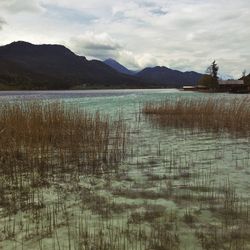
[183, 86, 197, 91]
[183, 79, 249, 93]
[183, 85, 209, 91]
[218, 80, 248, 93]
[219, 79, 244, 87]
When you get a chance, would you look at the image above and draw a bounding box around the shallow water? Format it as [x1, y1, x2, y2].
[1, 89, 250, 249]
[1, 89, 248, 189]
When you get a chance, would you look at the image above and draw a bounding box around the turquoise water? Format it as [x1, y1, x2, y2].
[1, 89, 250, 249]
[1, 89, 249, 194]
[1, 88, 249, 195]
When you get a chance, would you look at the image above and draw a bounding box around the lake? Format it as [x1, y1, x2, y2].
[0, 89, 250, 250]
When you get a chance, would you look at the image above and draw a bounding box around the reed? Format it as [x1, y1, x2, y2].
[0, 101, 130, 249]
[0, 99, 250, 249]
[0, 101, 128, 224]
[0, 101, 127, 177]
[142, 97, 250, 136]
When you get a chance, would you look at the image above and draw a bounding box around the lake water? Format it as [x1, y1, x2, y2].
[1, 89, 250, 249]
[1, 89, 250, 200]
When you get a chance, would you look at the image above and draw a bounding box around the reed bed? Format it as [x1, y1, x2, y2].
[142, 97, 250, 136]
[0, 101, 128, 217]
[0, 99, 250, 249]
[0, 101, 132, 249]
[0, 101, 127, 177]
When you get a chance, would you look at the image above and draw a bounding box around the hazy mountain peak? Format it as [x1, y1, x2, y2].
[103, 58, 136, 75]
[105, 58, 117, 63]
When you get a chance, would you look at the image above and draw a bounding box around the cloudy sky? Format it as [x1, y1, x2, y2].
[0, 0, 249, 77]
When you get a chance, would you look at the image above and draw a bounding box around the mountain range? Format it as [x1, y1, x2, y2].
[104, 59, 203, 88]
[0, 41, 203, 90]
[103, 58, 137, 75]
[136, 67, 203, 88]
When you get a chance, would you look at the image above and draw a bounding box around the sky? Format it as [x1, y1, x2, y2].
[0, 0, 249, 78]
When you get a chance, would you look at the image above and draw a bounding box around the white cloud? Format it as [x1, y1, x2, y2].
[68, 32, 160, 70]
[117, 50, 161, 70]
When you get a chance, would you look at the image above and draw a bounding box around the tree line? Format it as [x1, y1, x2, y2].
[199, 61, 250, 88]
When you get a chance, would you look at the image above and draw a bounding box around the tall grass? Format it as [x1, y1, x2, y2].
[0, 101, 127, 177]
[142, 97, 250, 136]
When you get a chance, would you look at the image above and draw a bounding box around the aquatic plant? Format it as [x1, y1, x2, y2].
[142, 97, 250, 137]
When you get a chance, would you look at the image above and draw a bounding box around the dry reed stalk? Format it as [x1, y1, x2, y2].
[0, 101, 128, 177]
[0, 101, 128, 229]
[142, 97, 250, 137]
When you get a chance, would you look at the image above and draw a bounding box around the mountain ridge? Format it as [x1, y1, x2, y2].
[103, 58, 136, 75]
[103, 59, 203, 87]
[0, 41, 203, 90]
[0, 41, 149, 90]
[135, 66, 203, 87]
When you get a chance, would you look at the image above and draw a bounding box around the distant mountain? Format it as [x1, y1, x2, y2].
[136, 66, 203, 87]
[103, 58, 136, 75]
[0, 41, 148, 90]
[0, 41, 203, 90]
[103, 59, 203, 87]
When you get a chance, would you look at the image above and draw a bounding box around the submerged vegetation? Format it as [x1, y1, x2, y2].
[143, 97, 250, 137]
[0, 95, 250, 249]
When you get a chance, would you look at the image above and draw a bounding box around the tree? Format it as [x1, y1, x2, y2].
[243, 74, 250, 85]
[206, 60, 219, 81]
[240, 70, 250, 85]
[198, 74, 218, 88]
[200, 61, 219, 89]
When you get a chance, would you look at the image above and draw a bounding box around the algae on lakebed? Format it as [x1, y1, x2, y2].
[0, 89, 250, 250]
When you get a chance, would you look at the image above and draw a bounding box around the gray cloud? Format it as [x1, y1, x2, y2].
[69, 33, 122, 60]
[0, 17, 7, 30]
[0, 0, 250, 77]
[0, 0, 43, 13]
[150, 8, 168, 16]
[43, 4, 98, 24]
[69, 32, 158, 70]
[135, 0, 168, 16]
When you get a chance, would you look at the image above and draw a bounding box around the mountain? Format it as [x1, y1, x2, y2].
[0, 41, 203, 90]
[103, 59, 203, 87]
[103, 58, 136, 75]
[0, 41, 148, 90]
[136, 66, 203, 87]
